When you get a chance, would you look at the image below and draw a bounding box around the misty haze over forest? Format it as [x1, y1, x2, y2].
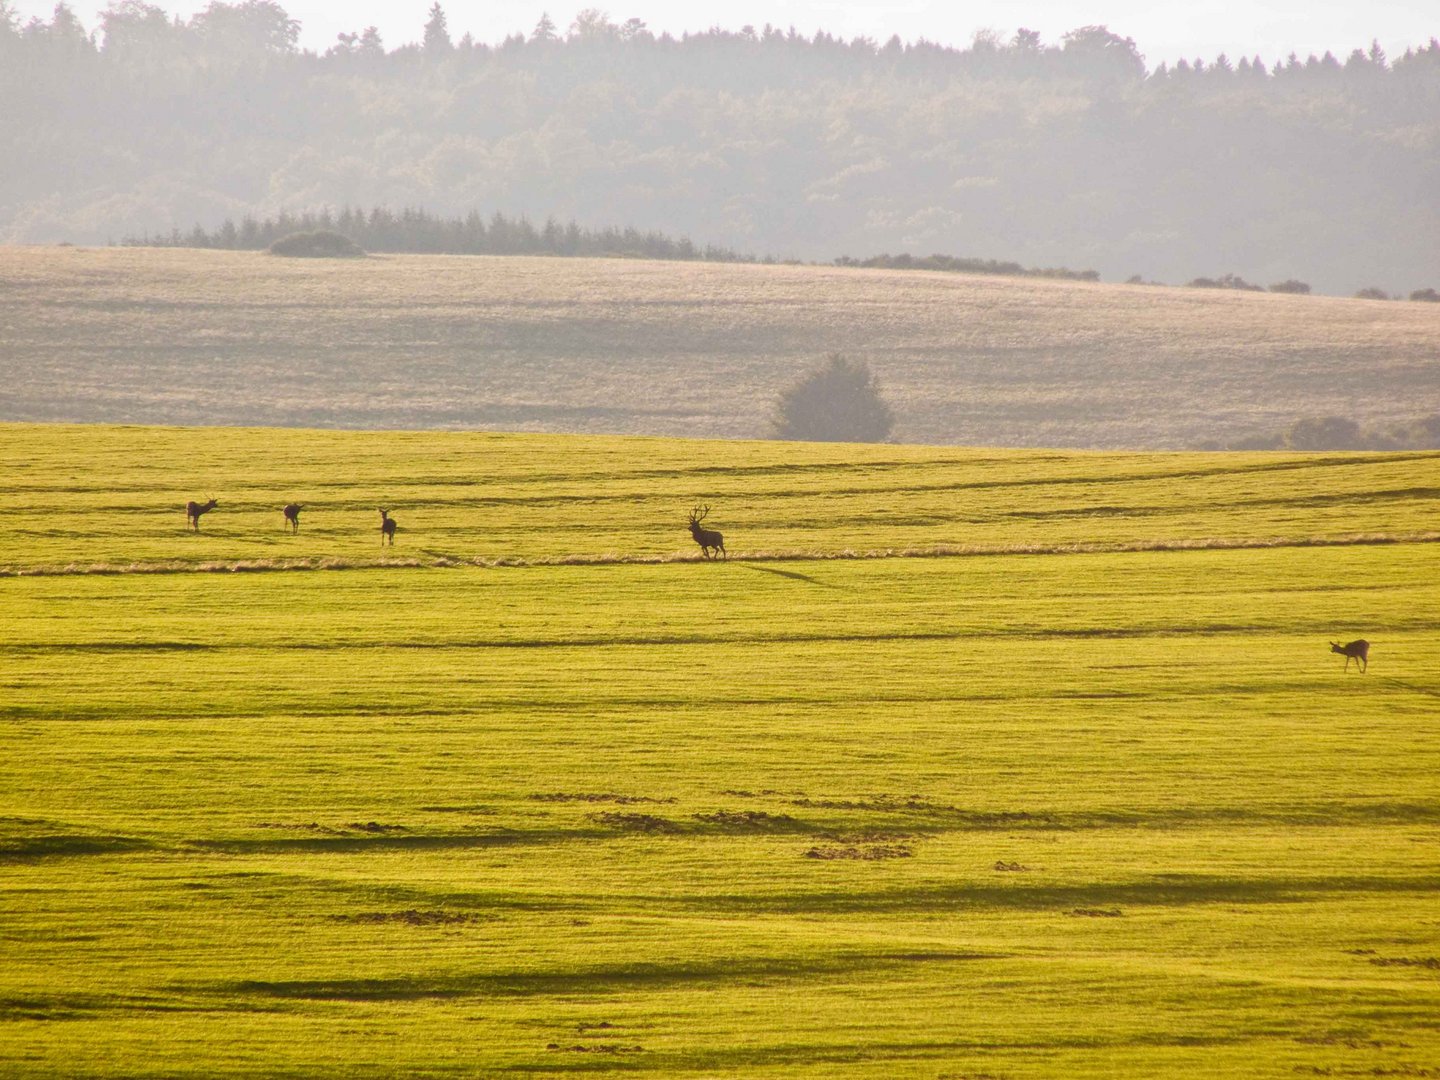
[3, 3, 1438, 295]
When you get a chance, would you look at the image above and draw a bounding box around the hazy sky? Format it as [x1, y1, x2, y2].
[14, 0, 1438, 66]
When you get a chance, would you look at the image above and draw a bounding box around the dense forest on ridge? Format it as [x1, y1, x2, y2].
[2, 2, 1438, 294]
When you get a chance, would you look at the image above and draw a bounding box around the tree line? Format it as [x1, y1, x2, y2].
[129, 206, 1106, 282]
[124, 206, 751, 262]
[3, 3, 1438, 294]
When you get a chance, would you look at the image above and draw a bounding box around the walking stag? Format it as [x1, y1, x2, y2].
[185, 496, 218, 531]
[1330, 639, 1370, 673]
[379, 508, 397, 546]
[687, 506, 726, 560]
[282, 503, 303, 533]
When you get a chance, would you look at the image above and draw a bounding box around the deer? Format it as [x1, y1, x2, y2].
[687, 505, 726, 560]
[379, 508, 396, 546]
[1330, 639, 1370, 673]
[185, 496, 218, 531]
[282, 503, 303, 533]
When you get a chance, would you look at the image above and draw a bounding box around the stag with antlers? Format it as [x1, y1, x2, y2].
[185, 496, 218, 531]
[379, 508, 397, 546]
[687, 506, 726, 560]
[282, 503, 303, 533]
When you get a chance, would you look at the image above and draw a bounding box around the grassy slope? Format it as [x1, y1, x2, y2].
[2, 424, 1439, 1078]
[3, 246, 1438, 447]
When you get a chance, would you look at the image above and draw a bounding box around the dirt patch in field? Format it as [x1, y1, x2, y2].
[721, 788, 807, 798]
[343, 821, 408, 833]
[820, 829, 915, 844]
[532, 792, 675, 805]
[589, 812, 681, 834]
[1369, 956, 1440, 970]
[1065, 908, 1123, 917]
[803, 844, 913, 860]
[792, 794, 941, 812]
[993, 861, 1032, 872]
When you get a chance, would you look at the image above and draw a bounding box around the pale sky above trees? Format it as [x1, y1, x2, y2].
[12, 0, 1438, 65]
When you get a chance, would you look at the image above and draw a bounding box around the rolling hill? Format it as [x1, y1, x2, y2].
[3, 245, 1437, 448]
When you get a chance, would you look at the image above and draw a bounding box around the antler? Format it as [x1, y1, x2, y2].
[691, 505, 709, 523]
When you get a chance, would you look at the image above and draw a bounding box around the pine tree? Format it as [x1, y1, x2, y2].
[423, 2, 451, 54]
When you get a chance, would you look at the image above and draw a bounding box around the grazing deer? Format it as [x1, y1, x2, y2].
[185, 496, 218, 531]
[687, 505, 726, 560]
[379, 508, 396, 546]
[282, 503, 303, 533]
[1330, 639, 1370, 673]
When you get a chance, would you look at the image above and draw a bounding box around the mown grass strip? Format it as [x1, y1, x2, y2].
[4, 529, 1437, 578]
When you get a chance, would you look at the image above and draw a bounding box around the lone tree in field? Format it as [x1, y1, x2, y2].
[267, 230, 365, 258]
[772, 354, 895, 442]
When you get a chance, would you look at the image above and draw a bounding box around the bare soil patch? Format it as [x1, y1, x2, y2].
[803, 844, 913, 860]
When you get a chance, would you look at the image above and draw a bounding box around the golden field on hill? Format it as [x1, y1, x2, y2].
[2, 246, 1436, 446]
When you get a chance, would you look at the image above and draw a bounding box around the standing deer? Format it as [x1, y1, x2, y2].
[185, 496, 218, 531]
[1330, 639, 1370, 673]
[687, 506, 726, 560]
[379, 508, 397, 546]
[282, 503, 303, 533]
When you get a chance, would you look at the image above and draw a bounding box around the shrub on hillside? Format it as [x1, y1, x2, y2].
[772, 354, 895, 443]
[1268, 279, 1311, 294]
[1187, 273, 1264, 292]
[1215, 413, 1440, 452]
[1283, 416, 1365, 450]
[267, 230, 366, 258]
[1409, 287, 1440, 302]
[1353, 286, 1390, 300]
[1384, 414, 1440, 449]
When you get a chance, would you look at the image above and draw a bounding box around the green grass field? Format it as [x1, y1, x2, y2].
[3, 424, 1439, 1078]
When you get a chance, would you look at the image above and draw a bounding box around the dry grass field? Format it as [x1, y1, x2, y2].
[2, 246, 1437, 447]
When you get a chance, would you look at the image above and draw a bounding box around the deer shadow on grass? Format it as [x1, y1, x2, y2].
[741, 564, 842, 588]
